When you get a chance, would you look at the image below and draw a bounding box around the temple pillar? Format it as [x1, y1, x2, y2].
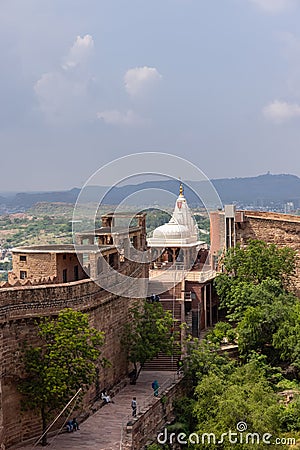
[172, 248, 176, 263]
[180, 279, 187, 355]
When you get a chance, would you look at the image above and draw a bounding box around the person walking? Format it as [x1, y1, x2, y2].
[152, 379, 159, 397]
[131, 397, 137, 417]
[177, 359, 184, 375]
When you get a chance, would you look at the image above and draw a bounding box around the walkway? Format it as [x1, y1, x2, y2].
[18, 371, 176, 450]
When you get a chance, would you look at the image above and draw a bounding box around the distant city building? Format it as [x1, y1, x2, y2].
[284, 202, 294, 214]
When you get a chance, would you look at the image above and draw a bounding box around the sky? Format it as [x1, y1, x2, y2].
[1, 0, 300, 191]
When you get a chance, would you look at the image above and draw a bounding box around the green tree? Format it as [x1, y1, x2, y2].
[219, 239, 295, 285]
[173, 348, 286, 449]
[213, 240, 298, 366]
[122, 300, 176, 383]
[19, 308, 105, 445]
[215, 240, 296, 319]
[173, 240, 300, 448]
[205, 321, 237, 345]
[237, 290, 296, 360]
[191, 361, 282, 449]
[185, 339, 233, 383]
[273, 302, 300, 371]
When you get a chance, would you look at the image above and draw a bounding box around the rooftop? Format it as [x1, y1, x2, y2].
[77, 226, 141, 236]
[102, 212, 146, 218]
[12, 244, 115, 254]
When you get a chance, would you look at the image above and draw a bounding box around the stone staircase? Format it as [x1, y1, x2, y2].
[143, 352, 180, 371]
[147, 279, 178, 297]
[143, 297, 182, 371]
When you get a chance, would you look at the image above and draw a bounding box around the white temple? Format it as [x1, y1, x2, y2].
[147, 184, 206, 269]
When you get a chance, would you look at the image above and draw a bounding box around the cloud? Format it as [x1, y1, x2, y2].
[277, 32, 300, 96]
[34, 72, 88, 119]
[34, 35, 96, 123]
[249, 0, 295, 13]
[124, 66, 162, 96]
[263, 100, 300, 123]
[62, 34, 94, 70]
[96, 66, 161, 125]
[97, 109, 147, 126]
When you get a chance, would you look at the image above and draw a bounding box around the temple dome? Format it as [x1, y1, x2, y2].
[152, 221, 190, 240]
[148, 184, 201, 247]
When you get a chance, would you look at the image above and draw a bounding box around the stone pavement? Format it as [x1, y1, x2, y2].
[18, 371, 176, 450]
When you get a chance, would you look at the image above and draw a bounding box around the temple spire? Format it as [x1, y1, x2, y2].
[179, 182, 184, 197]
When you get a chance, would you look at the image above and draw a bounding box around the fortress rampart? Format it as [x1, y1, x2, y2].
[211, 209, 300, 294]
[0, 261, 147, 448]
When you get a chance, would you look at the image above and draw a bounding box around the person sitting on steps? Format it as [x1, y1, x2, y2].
[72, 417, 79, 431]
[66, 420, 73, 432]
[101, 389, 114, 404]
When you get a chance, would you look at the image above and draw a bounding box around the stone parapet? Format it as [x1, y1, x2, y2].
[122, 376, 190, 450]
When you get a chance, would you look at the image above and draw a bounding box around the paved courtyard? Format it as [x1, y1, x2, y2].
[18, 371, 177, 450]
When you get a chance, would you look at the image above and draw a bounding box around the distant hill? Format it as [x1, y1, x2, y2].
[212, 174, 300, 204]
[0, 173, 299, 213]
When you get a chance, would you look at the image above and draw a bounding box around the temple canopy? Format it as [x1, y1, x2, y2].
[148, 184, 203, 248]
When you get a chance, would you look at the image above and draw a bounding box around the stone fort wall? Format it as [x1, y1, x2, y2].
[235, 211, 300, 294]
[0, 261, 147, 449]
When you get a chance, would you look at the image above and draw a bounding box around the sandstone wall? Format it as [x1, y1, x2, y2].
[12, 252, 57, 280]
[236, 211, 300, 294]
[11, 252, 86, 284]
[210, 211, 225, 269]
[0, 260, 147, 448]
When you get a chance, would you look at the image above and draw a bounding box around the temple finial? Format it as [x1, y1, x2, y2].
[179, 182, 184, 197]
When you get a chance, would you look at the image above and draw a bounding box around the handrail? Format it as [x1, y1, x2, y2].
[30, 388, 82, 448]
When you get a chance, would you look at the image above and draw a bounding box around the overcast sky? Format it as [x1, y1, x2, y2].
[1, 0, 300, 191]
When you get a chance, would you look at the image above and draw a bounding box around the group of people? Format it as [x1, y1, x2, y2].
[149, 293, 160, 303]
[66, 380, 163, 428]
[101, 390, 113, 404]
[66, 418, 79, 432]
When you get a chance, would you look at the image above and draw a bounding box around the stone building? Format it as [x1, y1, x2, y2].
[146, 185, 218, 370]
[6, 212, 147, 288]
[9, 244, 88, 284]
[210, 206, 300, 295]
